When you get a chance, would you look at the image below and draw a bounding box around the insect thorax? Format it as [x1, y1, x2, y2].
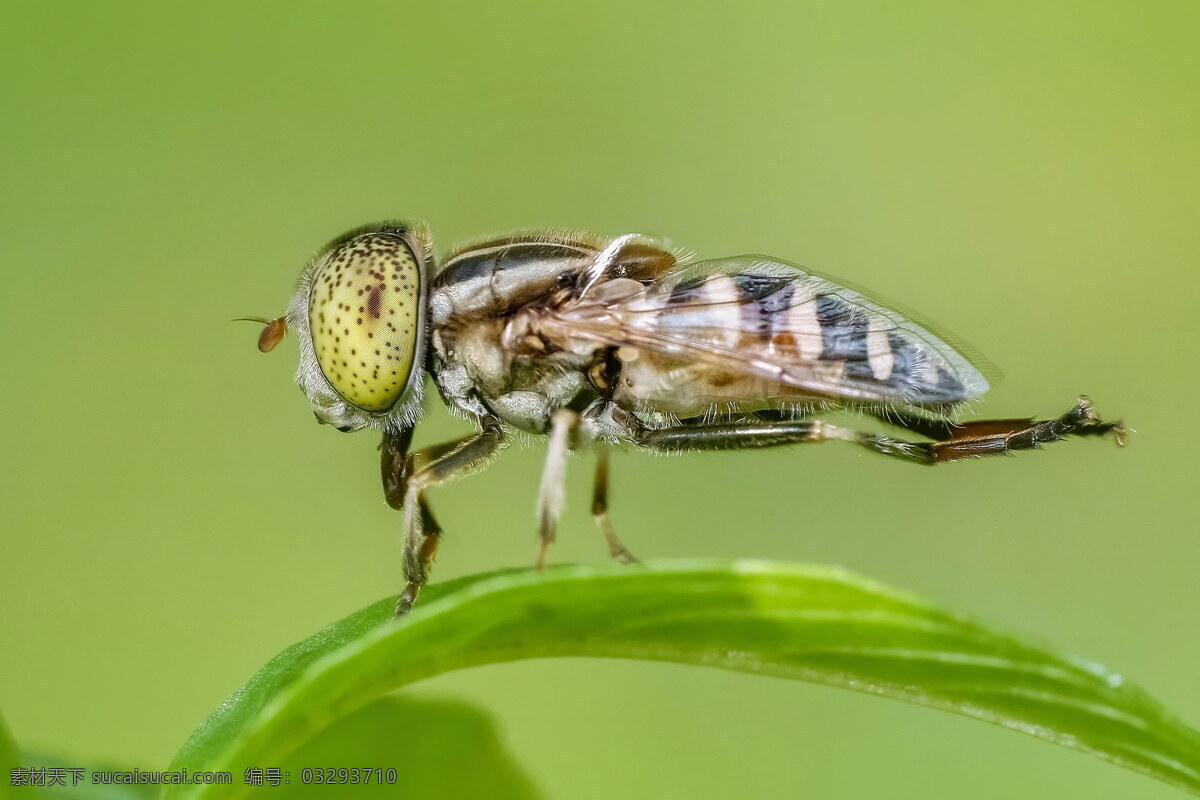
[427, 234, 608, 433]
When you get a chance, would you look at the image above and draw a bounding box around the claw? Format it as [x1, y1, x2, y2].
[609, 542, 639, 564]
[395, 582, 420, 617]
[1111, 421, 1130, 447]
[1073, 396, 1100, 424]
[1068, 397, 1127, 446]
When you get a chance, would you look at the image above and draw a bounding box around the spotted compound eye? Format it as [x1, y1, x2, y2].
[308, 232, 422, 412]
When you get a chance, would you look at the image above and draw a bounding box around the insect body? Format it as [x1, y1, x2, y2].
[250, 221, 1125, 613]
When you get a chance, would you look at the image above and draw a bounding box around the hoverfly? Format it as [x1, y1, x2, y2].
[247, 221, 1125, 613]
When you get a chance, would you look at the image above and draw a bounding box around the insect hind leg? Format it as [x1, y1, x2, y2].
[924, 396, 1126, 462]
[631, 397, 1124, 465]
[872, 407, 1054, 442]
[871, 408, 964, 440]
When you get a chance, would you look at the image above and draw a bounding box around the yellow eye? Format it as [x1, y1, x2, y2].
[308, 232, 422, 412]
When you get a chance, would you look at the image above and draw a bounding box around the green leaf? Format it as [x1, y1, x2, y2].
[1, 711, 23, 800]
[19, 753, 157, 800]
[168, 569, 519, 778]
[166, 561, 1200, 800]
[1, 715, 156, 800]
[274, 695, 542, 798]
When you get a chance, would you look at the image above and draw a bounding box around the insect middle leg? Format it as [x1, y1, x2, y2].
[592, 447, 638, 564]
[535, 409, 580, 570]
[535, 412, 638, 568]
[382, 421, 506, 614]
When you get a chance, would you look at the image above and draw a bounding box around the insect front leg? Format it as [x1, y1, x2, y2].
[592, 446, 638, 564]
[386, 420, 506, 615]
[381, 428, 477, 510]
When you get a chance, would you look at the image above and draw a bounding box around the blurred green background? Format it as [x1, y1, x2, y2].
[2, 2, 1197, 797]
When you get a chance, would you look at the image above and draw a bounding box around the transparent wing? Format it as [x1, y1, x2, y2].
[550, 255, 991, 407]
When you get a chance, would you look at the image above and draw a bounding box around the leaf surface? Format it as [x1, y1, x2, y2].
[166, 562, 1200, 799]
